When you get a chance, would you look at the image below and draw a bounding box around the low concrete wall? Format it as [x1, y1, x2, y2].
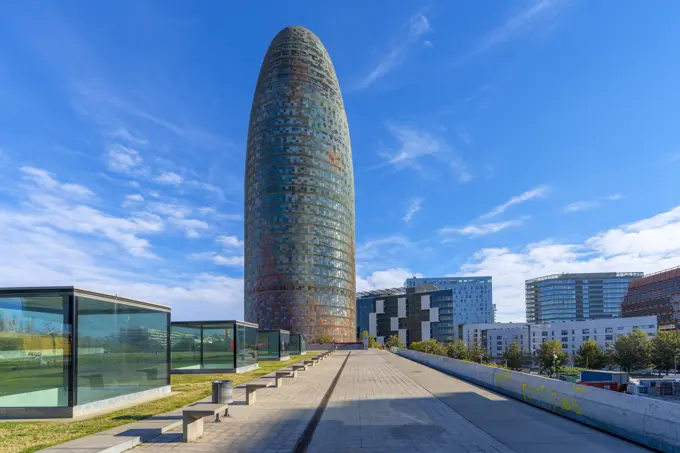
[396, 348, 680, 453]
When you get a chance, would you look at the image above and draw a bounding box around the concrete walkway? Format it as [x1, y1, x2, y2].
[307, 351, 652, 453]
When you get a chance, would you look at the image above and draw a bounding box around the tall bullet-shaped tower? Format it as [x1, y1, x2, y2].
[244, 26, 356, 342]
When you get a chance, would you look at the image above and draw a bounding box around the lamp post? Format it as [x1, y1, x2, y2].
[553, 352, 558, 378]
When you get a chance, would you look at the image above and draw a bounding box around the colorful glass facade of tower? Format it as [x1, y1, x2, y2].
[244, 26, 356, 342]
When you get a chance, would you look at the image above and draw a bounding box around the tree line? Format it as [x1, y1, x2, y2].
[388, 330, 680, 375]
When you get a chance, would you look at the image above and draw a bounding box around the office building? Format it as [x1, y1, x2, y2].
[525, 272, 643, 323]
[622, 266, 680, 331]
[244, 26, 356, 342]
[0, 287, 170, 419]
[170, 320, 259, 374]
[461, 316, 657, 358]
[356, 286, 454, 345]
[404, 277, 493, 324]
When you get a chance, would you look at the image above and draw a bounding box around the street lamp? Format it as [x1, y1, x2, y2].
[553, 351, 558, 378]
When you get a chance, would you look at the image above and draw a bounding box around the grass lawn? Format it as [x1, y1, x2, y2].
[0, 355, 306, 453]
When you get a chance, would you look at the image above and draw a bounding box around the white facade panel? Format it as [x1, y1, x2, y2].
[398, 329, 407, 346]
[421, 321, 431, 341]
[430, 307, 439, 322]
[368, 312, 377, 337]
[390, 316, 399, 331]
[421, 295, 431, 310]
[376, 299, 384, 314]
[397, 297, 407, 318]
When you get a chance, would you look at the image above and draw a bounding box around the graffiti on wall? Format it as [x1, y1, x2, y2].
[521, 383, 582, 415]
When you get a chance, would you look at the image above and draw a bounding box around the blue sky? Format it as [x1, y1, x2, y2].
[1, 1, 679, 322]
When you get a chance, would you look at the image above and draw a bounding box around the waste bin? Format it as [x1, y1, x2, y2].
[212, 380, 233, 404]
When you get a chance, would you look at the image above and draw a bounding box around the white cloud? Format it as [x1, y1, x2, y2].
[357, 234, 417, 262]
[106, 144, 143, 174]
[216, 235, 244, 249]
[156, 172, 183, 185]
[172, 217, 209, 238]
[191, 252, 244, 267]
[441, 218, 525, 238]
[355, 13, 431, 90]
[381, 124, 471, 182]
[480, 185, 549, 219]
[126, 194, 144, 202]
[475, 0, 565, 54]
[458, 205, 680, 322]
[20, 167, 95, 198]
[14, 167, 163, 258]
[213, 255, 244, 267]
[403, 198, 423, 223]
[108, 126, 148, 146]
[357, 268, 423, 292]
[564, 200, 599, 213]
[563, 193, 623, 213]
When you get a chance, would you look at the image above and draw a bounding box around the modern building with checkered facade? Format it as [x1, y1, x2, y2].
[244, 26, 356, 342]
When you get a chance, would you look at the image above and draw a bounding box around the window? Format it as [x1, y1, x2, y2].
[77, 296, 169, 405]
[605, 327, 613, 333]
[0, 295, 72, 408]
[542, 331, 548, 337]
[605, 335, 614, 341]
[583, 336, 590, 341]
[561, 330, 568, 335]
[237, 325, 258, 368]
[582, 329, 590, 334]
[618, 326, 625, 331]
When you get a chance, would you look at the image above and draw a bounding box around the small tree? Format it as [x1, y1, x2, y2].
[502, 341, 523, 370]
[575, 340, 608, 369]
[650, 331, 680, 375]
[384, 334, 404, 349]
[360, 330, 370, 340]
[467, 342, 490, 363]
[537, 340, 567, 375]
[316, 334, 334, 344]
[409, 339, 446, 356]
[446, 340, 468, 360]
[612, 330, 651, 373]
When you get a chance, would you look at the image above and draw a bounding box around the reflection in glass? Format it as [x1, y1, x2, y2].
[170, 326, 201, 370]
[236, 324, 258, 369]
[76, 297, 168, 405]
[0, 296, 71, 407]
[258, 331, 279, 360]
[280, 331, 290, 358]
[202, 326, 234, 369]
[290, 334, 306, 355]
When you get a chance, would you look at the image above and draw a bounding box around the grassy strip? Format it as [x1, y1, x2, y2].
[0, 355, 306, 453]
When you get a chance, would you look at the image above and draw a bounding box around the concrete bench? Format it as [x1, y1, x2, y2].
[292, 364, 307, 372]
[304, 359, 315, 367]
[275, 370, 295, 387]
[182, 403, 228, 442]
[246, 381, 272, 405]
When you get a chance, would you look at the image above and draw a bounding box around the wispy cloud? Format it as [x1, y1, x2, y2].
[156, 171, 183, 185]
[216, 235, 244, 249]
[480, 185, 549, 219]
[190, 235, 244, 266]
[106, 144, 144, 175]
[563, 193, 623, 213]
[380, 124, 471, 182]
[475, 0, 566, 54]
[355, 13, 431, 90]
[403, 198, 423, 223]
[440, 218, 525, 239]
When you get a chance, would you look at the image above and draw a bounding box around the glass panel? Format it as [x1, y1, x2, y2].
[300, 334, 306, 354]
[257, 331, 280, 360]
[236, 325, 258, 368]
[77, 297, 168, 405]
[289, 334, 300, 354]
[280, 331, 290, 357]
[171, 326, 201, 370]
[0, 295, 71, 407]
[202, 325, 235, 369]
